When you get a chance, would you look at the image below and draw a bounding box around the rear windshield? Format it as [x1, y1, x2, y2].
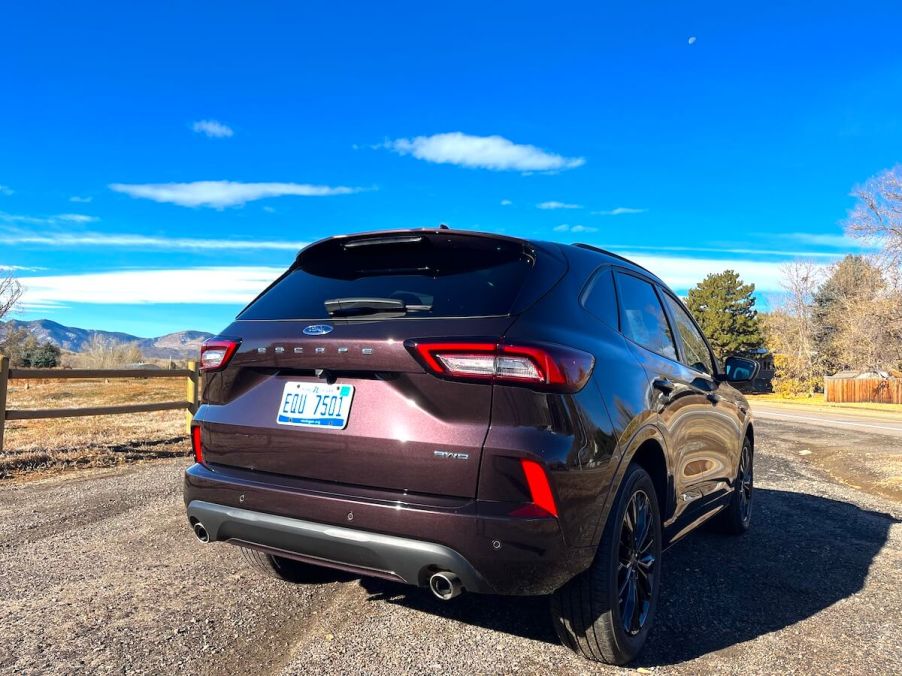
[238, 233, 535, 320]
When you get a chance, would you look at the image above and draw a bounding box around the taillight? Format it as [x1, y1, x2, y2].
[191, 425, 204, 464]
[200, 338, 240, 372]
[404, 339, 594, 392]
[512, 459, 558, 518]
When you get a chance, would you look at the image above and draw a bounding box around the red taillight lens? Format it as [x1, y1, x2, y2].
[191, 425, 204, 464]
[405, 339, 593, 392]
[200, 339, 240, 372]
[514, 459, 558, 518]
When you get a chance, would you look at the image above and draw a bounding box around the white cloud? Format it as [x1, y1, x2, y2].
[18, 266, 283, 308]
[1, 212, 47, 226]
[15, 253, 826, 310]
[622, 253, 830, 293]
[500, 199, 513, 206]
[56, 213, 99, 224]
[109, 180, 365, 208]
[385, 132, 585, 172]
[688, 36, 697, 45]
[538, 201, 582, 210]
[0, 211, 98, 226]
[0, 185, 13, 196]
[0, 229, 307, 251]
[593, 207, 647, 216]
[595, 243, 847, 259]
[553, 224, 598, 233]
[0, 264, 44, 272]
[776, 232, 877, 250]
[192, 119, 234, 138]
[69, 196, 93, 203]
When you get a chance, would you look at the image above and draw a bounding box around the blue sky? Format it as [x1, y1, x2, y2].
[2, 1, 900, 337]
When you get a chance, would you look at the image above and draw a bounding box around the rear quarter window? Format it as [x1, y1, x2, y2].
[582, 267, 618, 327]
[239, 233, 536, 320]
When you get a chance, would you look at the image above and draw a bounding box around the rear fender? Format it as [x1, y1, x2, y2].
[586, 422, 673, 548]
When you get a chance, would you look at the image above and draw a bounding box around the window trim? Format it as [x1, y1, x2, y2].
[579, 264, 620, 330]
[612, 268, 680, 363]
[657, 288, 720, 377]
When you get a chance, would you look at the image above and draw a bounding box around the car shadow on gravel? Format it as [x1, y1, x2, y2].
[351, 488, 898, 664]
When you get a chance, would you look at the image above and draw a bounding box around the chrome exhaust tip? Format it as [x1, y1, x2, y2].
[192, 521, 210, 543]
[428, 571, 463, 600]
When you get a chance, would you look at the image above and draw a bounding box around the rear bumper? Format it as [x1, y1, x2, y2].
[184, 463, 594, 595]
[187, 500, 488, 591]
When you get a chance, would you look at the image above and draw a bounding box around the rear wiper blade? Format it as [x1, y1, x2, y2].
[324, 297, 432, 317]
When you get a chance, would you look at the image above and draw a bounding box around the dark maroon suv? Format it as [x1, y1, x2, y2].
[184, 228, 758, 664]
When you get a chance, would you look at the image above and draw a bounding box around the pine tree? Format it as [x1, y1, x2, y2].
[27, 341, 62, 368]
[686, 270, 763, 361]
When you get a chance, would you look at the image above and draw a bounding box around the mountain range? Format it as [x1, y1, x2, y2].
[1, 319, 213, 359]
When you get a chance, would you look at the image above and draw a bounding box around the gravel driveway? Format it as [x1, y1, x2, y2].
[1, 419, 900, 675]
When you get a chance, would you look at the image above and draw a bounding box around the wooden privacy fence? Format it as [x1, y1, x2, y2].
[0, 354, 199, 452]
[825, 377, 902, 404]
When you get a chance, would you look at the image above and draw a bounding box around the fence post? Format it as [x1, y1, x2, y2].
[185, 360, 198, 434]
[0, 355, 9, 453]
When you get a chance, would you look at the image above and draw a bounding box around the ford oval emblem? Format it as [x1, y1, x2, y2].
[303, 324, 333, 336]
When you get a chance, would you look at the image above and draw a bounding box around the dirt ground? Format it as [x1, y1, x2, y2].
[0, 417, 899, 675]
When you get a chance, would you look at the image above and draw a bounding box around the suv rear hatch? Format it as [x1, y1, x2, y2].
[197, 230, 565, 499]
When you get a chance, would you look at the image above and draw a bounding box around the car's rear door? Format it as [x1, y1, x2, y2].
[658, 290, 742, 506]
[613, 270, 719, 520]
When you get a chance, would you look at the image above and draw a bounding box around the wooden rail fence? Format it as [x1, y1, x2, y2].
[825, 377, 902, 404]
[0, 354, 199, 452]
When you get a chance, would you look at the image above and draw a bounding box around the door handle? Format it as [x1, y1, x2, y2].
[652, 377, 675, 394]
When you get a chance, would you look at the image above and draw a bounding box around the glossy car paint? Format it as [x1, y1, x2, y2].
[184, 228, 753, 595]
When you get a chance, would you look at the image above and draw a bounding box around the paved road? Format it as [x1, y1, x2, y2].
[751, 402, 902, 439]
[1, 418, 900, 675]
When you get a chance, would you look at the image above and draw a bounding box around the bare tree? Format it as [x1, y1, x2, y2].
[813, 256, 902, 373]
[0, 326, 38, 366]
[764, 261, 822, 394]
[0, 269, 23, 320]
[832, 291, 902, 372]
[846, 165, 902, 267]
[81, 335, 145, 368]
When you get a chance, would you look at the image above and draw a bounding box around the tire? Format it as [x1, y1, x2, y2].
[240, 547, 314, 583]
[550, 463, 662, 665]
[710, 435, 753, 535]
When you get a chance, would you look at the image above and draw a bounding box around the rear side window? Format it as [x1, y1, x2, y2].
[239, 234, 535, 320]
[615, 272, 677, 360]
[662, 293, 714, 374]
[582, 267, 618, 327]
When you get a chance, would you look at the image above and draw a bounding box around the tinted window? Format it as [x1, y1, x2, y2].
[583, 267, 618, 327]
[615, 273, 677, 360]
[240, 234, 534, 320]
[663, 294, 714, 374]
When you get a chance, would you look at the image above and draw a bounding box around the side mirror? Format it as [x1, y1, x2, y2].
[722, 356, 760, 383]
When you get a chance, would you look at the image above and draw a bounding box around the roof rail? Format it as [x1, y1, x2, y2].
[572, 243, 659, 279]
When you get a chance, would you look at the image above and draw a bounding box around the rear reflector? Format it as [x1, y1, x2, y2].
[200, 338, 240, 372]
[515, 459, 558, 518]
[405, 339, 593, 393]
[191, 426, 204, 464]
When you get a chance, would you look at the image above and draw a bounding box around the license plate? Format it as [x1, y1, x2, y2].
[276, 382, 355, 429]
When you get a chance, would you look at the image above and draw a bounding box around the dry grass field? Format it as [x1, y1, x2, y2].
[1, 377, 189, 480]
